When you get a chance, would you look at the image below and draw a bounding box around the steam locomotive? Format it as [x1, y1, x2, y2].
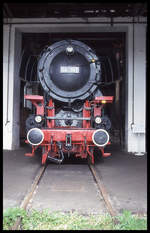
[24, 40, 113, 164]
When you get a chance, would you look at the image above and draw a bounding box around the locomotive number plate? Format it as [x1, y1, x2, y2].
[60, 66, 79, 73]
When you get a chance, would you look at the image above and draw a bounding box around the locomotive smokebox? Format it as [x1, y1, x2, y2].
[37, 40, 102, 103]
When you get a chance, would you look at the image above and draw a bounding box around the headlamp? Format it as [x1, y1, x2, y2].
[95, 116, 101, 124]
[35, 115, 42, 123]
[66, 46, 74, 54]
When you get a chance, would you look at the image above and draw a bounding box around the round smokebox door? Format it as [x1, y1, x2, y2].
[50, 51, 90, 92]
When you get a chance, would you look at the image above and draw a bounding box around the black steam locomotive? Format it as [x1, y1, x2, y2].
[24, 40, 113, 164]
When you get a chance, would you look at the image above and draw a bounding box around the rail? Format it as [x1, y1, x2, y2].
[11, 165, 46, 230]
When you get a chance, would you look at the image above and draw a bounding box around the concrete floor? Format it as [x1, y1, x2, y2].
[3, 144, 147, 215]
[3, 146, 41, 209]
[30, 164, 107, 214]
[95, 144, 147, 214]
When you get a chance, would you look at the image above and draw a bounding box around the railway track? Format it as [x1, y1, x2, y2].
[11, 161, 118, 230]
[88, 164, 117, 217]
[11, 165, 47, 230]
[88, 163, 120, 225]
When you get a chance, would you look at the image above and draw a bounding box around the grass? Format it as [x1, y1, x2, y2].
[3, 207, 147, 230]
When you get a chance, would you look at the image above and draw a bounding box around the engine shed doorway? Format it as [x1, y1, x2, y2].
[20, 32, 126, 149]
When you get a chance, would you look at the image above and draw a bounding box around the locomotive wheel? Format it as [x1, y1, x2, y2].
[42, 147, 45, 155]
[87, 155, 92, 165]
[41, 147, 48, 164]
[93, 147, 104, 163]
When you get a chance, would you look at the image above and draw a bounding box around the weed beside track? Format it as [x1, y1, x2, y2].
[3, 207, 147, 230]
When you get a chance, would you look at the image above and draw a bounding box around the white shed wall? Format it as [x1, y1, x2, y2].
[3, 25, 21, 149]
[126, 24, 146, 153]
[3, 24, 14, 150]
